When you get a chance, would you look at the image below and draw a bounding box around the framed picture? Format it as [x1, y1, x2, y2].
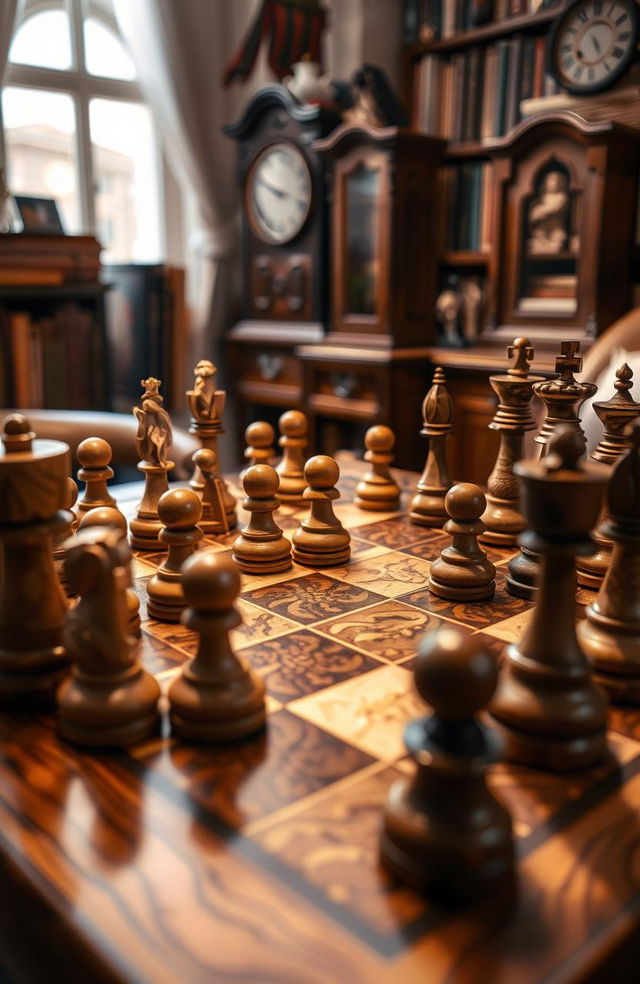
[14, 195, 65, 235]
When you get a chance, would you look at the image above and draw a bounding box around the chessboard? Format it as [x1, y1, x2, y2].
[1, 456, 639, 984]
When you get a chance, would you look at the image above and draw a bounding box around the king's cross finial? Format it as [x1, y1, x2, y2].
[555, 340, 582, 381]
[507, 337, 534, 377]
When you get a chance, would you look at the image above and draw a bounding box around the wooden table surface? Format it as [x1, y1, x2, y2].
[0, 461, 639, 984]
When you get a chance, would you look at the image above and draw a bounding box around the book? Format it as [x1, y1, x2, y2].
[8, 312, 33, 408]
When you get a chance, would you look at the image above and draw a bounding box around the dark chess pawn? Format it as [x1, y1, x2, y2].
[53, 477, 79, 598]
[490, 426, 609, 771]
[243, 421, 275, 475]
[232, 465, 292, 574]
[380, 625, 515, 902]
[276, 410, 308, 504]
[57, 525, 161, 747]
[428, 483, 496, 601]
[410, 367, 453, 528]
[193, 448, 229, 535]
[292, 455, 351, 567]
[354, 425, 401, 512]
[76, 437, 120, 515]
[578, 418, 640, 702]
[78, 507, 141, 636]
[147, 489, 204, 622]
[168, 551, 266, 741]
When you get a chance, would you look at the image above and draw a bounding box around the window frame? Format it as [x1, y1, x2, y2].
[1, 0, 166, 257]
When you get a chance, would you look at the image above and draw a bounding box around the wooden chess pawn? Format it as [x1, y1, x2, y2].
[243, 421, 275, 475]
[410, 367, 454, 527]
[578, 418, 640, 702]
[53, 477, 79, 598]
[77, 507, 141, 636]
[193, 448, 229, 536]
[354, 425, 401, 512]
[276, 410, 308, 503]
[130, 376, 175, 551]
[490, 426, 609, 771]
[168, 551, 266, 741]
[292, 455, 351, 567]
[380, 625, 515, 902]
[147, 489, 204, 622]
[0, 414, 71, 706]
[232, 465, 292, 575]
[76, 437, 119, 515]
[57, 526, 161, 746]
[428, 484, 496, 601]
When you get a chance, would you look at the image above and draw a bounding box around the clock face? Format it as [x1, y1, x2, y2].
[549, 0, 639, 95]
[247, 142, 312, 245]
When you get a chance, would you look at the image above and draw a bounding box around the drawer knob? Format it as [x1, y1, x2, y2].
[257, 353, 284, 381]
[331, 373, 357, 399]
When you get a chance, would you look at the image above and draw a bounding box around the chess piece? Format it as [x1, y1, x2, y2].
[380, 626, 515, 902]
[410, 367, 453, 527]
[576, 364, 640, 589]
[460, 276, 484, 344]
[232, 465, 292, 574]
[193, 448, 229, 536]
[168, 551, 266, 741]
[276, 410, 308, 504]
[57, 526, 161, 746]
[435, 285, 462, 347]
[428, 484, 496, 601]
[243, 421, 275, 474]
[130, 377, 175, 550]
[506, 340, 597, 600]
[527, 169, 570, 254]
[577, 418, 640, 702]
[77, 507, 141, 636]
[53, 477, 79, 598]
[76, 437, 118, 515]
[0, 414, 71, 706]
[480, 338, 544, 546]
[292, 456, 351, 567]
[354, 425, 401, 512]
[490, 426, 609, 771]
[187, 359, 237, 529]
[147, 489, 204, 622]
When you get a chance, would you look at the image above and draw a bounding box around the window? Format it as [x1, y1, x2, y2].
[1, 0, 163, 262]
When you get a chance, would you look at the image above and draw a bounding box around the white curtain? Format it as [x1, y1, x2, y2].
[0, 0, 23, 167]
[113, 0, 263, 365]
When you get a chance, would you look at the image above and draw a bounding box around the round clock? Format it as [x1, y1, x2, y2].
[549, 0, 639, 95]
[247, 142, 313, 245]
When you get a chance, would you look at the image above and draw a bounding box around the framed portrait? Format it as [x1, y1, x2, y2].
[14, 195, 65, 235]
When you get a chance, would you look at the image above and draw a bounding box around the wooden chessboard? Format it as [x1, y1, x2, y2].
[1, 458, 639, 983]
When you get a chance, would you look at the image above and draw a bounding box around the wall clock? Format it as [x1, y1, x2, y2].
[246, 142, 312, 245]
[548, 0, 639, 95]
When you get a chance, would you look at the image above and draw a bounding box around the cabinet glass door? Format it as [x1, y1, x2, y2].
[345, 163, 379, 316]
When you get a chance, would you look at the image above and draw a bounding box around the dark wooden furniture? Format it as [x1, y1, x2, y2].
[0, 463, 640, 982]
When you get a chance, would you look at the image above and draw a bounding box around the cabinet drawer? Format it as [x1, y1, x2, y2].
[306, 363, 383, 419]
[232, 345, 303, 405]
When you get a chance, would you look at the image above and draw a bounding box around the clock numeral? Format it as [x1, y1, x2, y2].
[562, 57, 576, 70]
[561, 43, 573, 52]
[616, 13, 629, 26]
[607, 3, 616, 15]
[618, 31, 631, 40]
[588, 67, 596, 81]
[577, 8, 588, 21]
[574, 65, 584, 79]
[593, 1, 602, 13]
[612, 45, 625, 58]
[604, 60, 612, 72]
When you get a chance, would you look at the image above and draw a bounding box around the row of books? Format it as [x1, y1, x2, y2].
[0, 305, 104, 410]
[413, 35, 560, 141]
[443, 162, 493, 252]
[404, 0, 558, 43]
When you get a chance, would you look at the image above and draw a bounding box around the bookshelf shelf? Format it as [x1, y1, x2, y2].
[406, 8, 557, 56]
[441, 250, 490, 266]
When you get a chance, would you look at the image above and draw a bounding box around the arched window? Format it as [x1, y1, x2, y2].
[2, 0, 163, 262]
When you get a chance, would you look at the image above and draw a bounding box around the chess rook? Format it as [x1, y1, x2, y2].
[490, 426, 609, 771]
[58, 526, 161, 746]
[354, 425, 401, 512]
[428, 483, 496, 601]
[410, 367, 453, 527]
[78, 507, 141, 636]
[480, 338, 544, 547]
[578, 418, 640, 702]
[381, 626, 514, 902]
[292, 455, 350, 567]
[576, 364, 640, 590]
[76, 437, 118, 514]
[276, 409, 308, 504]
[193, 448, 229, 536]
[168, 551, 266, 742]
[147, 489, 204, 622]
[0, 414, 71, 706]
[130, 377, 175, 550]
[243, 421, 275, 474]
[232, 465, 292, 574]
[187, 360, 237, 529]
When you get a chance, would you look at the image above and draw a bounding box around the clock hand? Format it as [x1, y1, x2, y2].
[591, 33, 602, 56]
[258, 177, 288, 200]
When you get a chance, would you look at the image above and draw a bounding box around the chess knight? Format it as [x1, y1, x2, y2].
[133, 377, 173, 467]
[187, 360, 225, 424]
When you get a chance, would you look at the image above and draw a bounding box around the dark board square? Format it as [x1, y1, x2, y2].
[320, 600, 446, 662]
[399, 570, 531, 629]
[139, 629, 188, 674]
[243, 573, 385, 625]
[354, 515, 444, 550]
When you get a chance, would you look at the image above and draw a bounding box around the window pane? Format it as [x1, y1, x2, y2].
[2, 87, 81, 233]
[89, 99, 161, 262]
[84, 18, 136, 80]
[9, 9, 72, 71]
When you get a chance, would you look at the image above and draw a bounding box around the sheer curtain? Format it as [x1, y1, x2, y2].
[0, 0, 22, 166]
[113, 0, 263, 366]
